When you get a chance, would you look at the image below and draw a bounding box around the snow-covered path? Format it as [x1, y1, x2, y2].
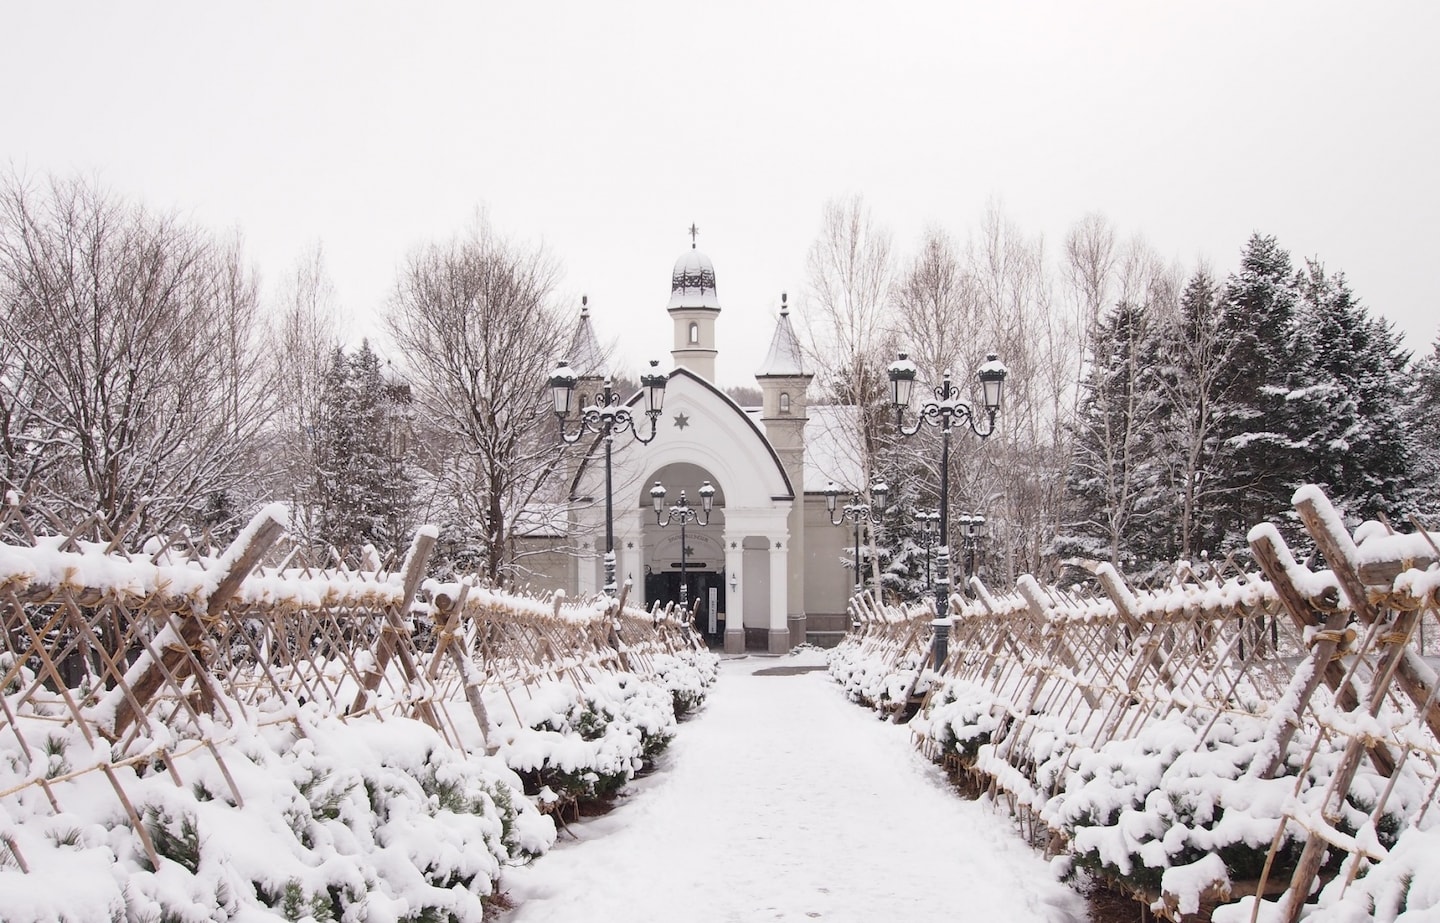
[498, 651, 1086, 923]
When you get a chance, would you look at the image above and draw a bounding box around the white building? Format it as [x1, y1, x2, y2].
[536, 243, 865, 653]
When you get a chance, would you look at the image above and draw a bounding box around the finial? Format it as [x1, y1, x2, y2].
[780, 292, 788, 316]
[581, 294, 589, 317]
[688, 223, 699, 248]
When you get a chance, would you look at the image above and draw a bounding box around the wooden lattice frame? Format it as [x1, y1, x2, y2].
[0, 503, 702, 876]
[850, 487, 1440, 922]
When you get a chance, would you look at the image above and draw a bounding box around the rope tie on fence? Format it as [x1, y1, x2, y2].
[1379, 589, 1426, 612]
[1309, 627, 1356, 653]
[162, 636, 193, 655]
[197, 603, 228, 628]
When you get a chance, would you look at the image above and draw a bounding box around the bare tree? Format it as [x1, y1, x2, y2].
[1064, 212, 1118, 336]
[1056, 298, 1166, 572]
[1063, 213, 1118, 400]
[1115, 235, 1183, 318]
[265, 244, 341, 545]
[383, 215, 566, 586]
[893, 226, 980, 385]
[963, 203, 1073, 582]
[1155, 265, 1230, 561]
[801, 195, 896, 402]
[798, 195, 897, 588]
[0, 172, 275, 540]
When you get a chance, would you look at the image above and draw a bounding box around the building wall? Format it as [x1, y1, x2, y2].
[511, 537, 571, 595]
[802, 494, 852, 646]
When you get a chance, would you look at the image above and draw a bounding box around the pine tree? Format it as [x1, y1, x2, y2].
[1211, 234, 1316, 547]
[1297, 262, 1419, 523]
[314, 340, 413, 554]
[868, 456, 934, 604]
[1407, 333, 1440, 511]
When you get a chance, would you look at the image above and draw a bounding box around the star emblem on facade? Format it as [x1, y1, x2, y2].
[673, 412, 690, 430]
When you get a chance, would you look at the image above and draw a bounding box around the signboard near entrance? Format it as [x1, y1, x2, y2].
[708, 587, 718, 634]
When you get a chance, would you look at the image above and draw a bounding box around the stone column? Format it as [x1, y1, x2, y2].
[614, 508, 637, 600]
[724, 534, 745, 654]
[768, 537, 790, 654]
[785, 500, 806, 649]
[575, 504, 602, 597]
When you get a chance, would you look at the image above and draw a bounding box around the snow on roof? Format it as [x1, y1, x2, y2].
[754, 297, 809, 378]
[803, 405, 867, 493]
[666, 248, 721, 310]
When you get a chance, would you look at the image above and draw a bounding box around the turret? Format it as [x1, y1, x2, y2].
[755, 292, 812, 645]
[566, 295, 606, 388]
[755, 292, 812, 433]
[668, 226, 721, 382]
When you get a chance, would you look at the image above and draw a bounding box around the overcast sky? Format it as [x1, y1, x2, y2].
[4, 1, 1436, 387]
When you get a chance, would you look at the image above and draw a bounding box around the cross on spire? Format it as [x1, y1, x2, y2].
[688, 223, 699, 248]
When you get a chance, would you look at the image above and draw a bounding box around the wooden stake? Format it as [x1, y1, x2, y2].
[112, 510, 286, 738]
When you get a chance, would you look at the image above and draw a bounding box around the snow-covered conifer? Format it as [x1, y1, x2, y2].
[1407, 333, 1440, 508]
[1295, 260, 1419, 524]
[1210, 234, 1314, 548]
[314, 339, 414, 553]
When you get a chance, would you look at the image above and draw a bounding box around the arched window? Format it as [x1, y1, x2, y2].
[779, 392, 791, 414]
[688, 321, 699, 345]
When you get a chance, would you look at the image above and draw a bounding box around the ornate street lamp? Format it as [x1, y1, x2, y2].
[824, 480, 889, 596]
[888, 352, 1006, 662]
[914, 507, 940, 595]
[551, 359, 668, 596]
[650, 479, 715, 612]
[955, 512, 990, 589]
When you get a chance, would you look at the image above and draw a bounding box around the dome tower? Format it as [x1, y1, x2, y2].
[668, 225, 721, 382]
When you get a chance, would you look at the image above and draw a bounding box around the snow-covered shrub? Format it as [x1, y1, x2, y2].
[650, 649, 720, 718]
[1215, 821, 1440, 923]
[491, 672, 680, 804]
[826, 640, 928, 714]
[1039, 711, 1411, 915]
[911, 679, 1004, 764]
[0, 708, 554, 922]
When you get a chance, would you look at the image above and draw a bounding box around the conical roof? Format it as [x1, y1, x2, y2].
[755, 294, 809, 378]
[566, 297, 606, 379]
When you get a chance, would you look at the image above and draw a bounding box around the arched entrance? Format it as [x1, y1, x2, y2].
[642, 461, 728, 646]
[569, 368, 795, 653]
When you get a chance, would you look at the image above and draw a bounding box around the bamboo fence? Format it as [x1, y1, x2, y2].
[848, 486, 1440, 922]
[0, 500, 701, 874]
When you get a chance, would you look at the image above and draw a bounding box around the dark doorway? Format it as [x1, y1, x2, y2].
[645, 570, 726, 646]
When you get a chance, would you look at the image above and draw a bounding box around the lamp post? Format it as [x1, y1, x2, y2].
[914, 508, 940, 595]
[887, 352, 1006, 662]
[650, 479, 715, 612]
[823, 480, 889, 596]
[955, 512, 989, 590]
[550, 359, 669, 597]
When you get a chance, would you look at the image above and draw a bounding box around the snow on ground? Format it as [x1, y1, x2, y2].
[497, 649, 1086, 923]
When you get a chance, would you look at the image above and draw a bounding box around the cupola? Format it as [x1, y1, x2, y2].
[667, 224, 721, 382]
